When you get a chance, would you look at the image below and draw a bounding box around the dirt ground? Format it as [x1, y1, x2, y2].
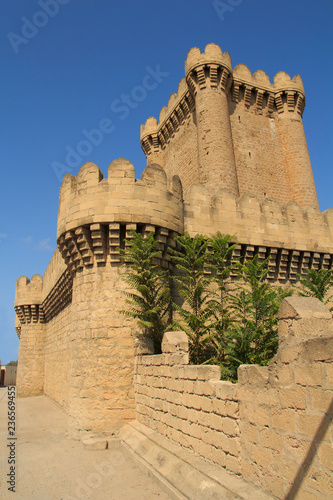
[0, 388, 171, 500]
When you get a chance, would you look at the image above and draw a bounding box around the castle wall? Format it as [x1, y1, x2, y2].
[135, 335, 240, 475]
[15, 275, 45, 397]
[16, 322, 45, 397]
[229, 103, 291, 205]
[42, 248, 67, 301]
[55, 159, 183, 436]
[14, 45, 333, 491]
[157, 113, 199, 193]
[184, 185, 333, 284]
[43, 304, 71, 409]
[57, 160, 183, 238]
[67, 266, 136, 437]
[135, 298, 333, 499]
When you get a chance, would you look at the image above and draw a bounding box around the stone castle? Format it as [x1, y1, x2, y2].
[14, 44, 333, 498]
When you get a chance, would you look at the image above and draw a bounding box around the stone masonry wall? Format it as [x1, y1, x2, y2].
[16, 322, 45, 397]
[229, 104, 291, 205]
[156, 113, 199, 194]
[43, 304, 71, 409]
[15, 249, 72, 399]
[15, 275, 45, 397]
[184, 184, 333, 256]
[54, 159, 184, 437]
[67, 266, 136, 437]
[135, 334, 240, 475]
[42, 248, 67, 301]
[135, 298, 333, 499]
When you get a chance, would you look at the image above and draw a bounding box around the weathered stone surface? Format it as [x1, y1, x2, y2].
[14, 43, 333, 500]
[135, 298, 333, 499]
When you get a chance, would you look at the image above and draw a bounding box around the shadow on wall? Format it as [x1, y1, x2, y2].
[134, 297, 333, 499]
[286, 397, 333, 499]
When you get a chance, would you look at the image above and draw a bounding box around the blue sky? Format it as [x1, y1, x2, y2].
[1, 0, 332, 364]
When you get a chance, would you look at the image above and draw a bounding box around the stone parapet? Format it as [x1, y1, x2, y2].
[231, 64, 305, 116]
[42, 248, 67, 300]
[57, 159, 183, 274]
[184, 185, 333, 255]
[140, 78, 193, 163]
[14, 274, 45, 325]
[57, 159, 183, 238]
[135, 297, 333, 499]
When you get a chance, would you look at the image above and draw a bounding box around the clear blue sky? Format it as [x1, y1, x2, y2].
[1, 0, 332, 364]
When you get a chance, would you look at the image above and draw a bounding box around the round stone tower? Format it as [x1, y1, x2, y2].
[185, 43, 239, 197]
[56, 159, 183, 437]
[273, 72, 319, 209]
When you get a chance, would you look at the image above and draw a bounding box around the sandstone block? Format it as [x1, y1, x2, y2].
[260, 428, 283, 453]
[252, 446, 272, 469]
[297, 412, 325, 437]
[309, 387, 332, 412]
[272, 408, 296, 433]
[318, 441, 333, 470]
[161, 330, 188, 353]
[81, 436, 108, 450]
[295, 364, 323, 387]
[279, 386, 306, 410]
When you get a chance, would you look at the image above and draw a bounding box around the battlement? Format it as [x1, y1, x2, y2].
[232, 64, 305, 115]
[185, 184, 333, 253]
[14, 274, 44, 325]
[14, 43, 333, 448]
[42, 248, 67, 300]
[184, 185, 333, 283]
[57, 159, 183, 237]
[15, 274, 43, 306]
[184, 43, 232, 76]
[56, 159, 183, 273]
[141, 44, 306, 154]
[140, 77, 192, 157]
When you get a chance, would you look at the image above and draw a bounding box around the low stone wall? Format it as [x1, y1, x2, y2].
[135, 334, 241, 475]
[134, 297, 333, 499]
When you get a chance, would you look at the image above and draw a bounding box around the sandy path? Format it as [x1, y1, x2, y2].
[0, 388, 170, 500]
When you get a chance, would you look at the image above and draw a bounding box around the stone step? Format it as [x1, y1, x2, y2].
[120, 420, 274, 500]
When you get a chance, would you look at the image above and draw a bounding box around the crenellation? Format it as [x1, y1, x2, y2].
[15, 274, 43, 306]
[57, 161, 184, 240]
[42, 248, 67, 300]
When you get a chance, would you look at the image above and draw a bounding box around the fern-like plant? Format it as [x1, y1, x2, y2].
[118, 230, 172, 353]
[206, 233, 237, 367]
[297, 268, 333, 311]
[225, 255, 292, 380]
[171, 233, 215, 365]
